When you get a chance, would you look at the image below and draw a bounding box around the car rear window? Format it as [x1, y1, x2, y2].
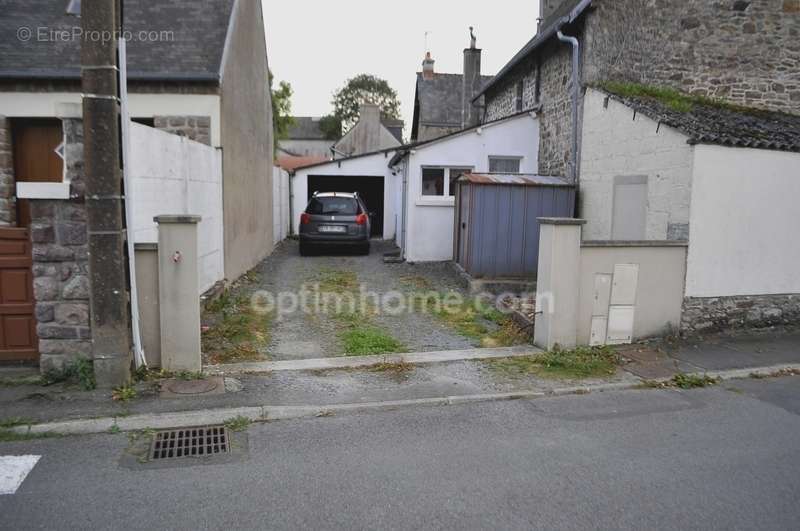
[306, 197, 360, 215]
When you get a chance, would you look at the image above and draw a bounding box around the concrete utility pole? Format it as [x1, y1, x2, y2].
[81, 0, 132, 387]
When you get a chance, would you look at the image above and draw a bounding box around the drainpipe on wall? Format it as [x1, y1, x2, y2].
[557, 29, 580, 187]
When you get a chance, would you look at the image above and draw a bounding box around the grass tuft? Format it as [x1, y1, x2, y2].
[316, 269, 359, 294]
[112, 385, 137, 402]
[224, 416, 251, 432]
[599, 80, 779, 116]
[671, 373, 720, 389]
[0, 429, 60, 443]
[0, 417, 33, 429]
[486, 345, 619, 380]
[202, 292, 271, 364]
[340, 325, 406, 356]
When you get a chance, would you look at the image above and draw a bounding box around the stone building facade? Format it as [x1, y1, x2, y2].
[481, 0, 800, 177]
[29, 118, 92, 371]
[0, 117, 15, 226]
[153, 115, 211, 146]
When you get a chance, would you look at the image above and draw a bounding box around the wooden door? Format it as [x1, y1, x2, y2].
[0, 227, 38, 362]
[11, 119, 64, 228]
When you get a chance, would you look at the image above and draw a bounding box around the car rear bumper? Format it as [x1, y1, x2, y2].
[299, 233, 369, 245]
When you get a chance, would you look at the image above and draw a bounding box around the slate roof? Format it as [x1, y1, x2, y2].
[415, 72, 494, 128]
[0, 0, 235, 81]
[475, 0, 591, 100]
[287, 117, 329, 140]
[599, 87, 800, 153]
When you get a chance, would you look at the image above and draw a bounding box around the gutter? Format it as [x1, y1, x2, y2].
[472, 0, 592, 102]
[557, 30, 581, 184]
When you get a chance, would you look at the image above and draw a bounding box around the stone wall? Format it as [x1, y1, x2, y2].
[483, 0, 799, 176]
[0, 116, 15, 226]
[153, 115, 211, 145]
[584, 0, 800, 114]
[30, 118, 91, 372]
[681, 294, 800, 335]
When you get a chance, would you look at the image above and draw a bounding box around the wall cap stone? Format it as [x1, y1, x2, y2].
[154, 215, 201, 224]
[538, 217, 586, 225]
[582, 240, 689, 248]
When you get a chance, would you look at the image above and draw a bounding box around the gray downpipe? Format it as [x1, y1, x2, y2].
[557, 29, 580, 185]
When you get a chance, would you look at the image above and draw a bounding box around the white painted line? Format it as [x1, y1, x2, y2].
[0, 455, 41, 495]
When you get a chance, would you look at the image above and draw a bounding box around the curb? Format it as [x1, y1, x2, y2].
[204, 345, 541, 374]
[8, 363, 800, 438]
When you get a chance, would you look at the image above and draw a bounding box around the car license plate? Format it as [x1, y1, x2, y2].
[319, 225, 346, 233]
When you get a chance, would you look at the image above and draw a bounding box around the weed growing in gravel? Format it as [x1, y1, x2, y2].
[203, 292, 270, 364]
[339, 323, 406, 356]
[112, 385, 137, 402]
[486, 345, 619, 380]
[367, 360, 415, 376]
[316, 268, 359, 294]
[41, 357, 96, 390]
[412, 291, 529, 347]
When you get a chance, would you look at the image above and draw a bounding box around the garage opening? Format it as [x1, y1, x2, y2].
[308, 175, 384, 237]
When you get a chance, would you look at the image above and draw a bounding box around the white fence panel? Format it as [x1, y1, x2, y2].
[128, 122, 224, 293]
[273, 166, 290, 244]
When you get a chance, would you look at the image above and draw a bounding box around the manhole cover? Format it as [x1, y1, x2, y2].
[149, 426, 230, 460]
[164, 378, 220, 395]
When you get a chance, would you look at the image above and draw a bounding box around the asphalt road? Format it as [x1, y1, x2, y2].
[2, 377, 800, 530]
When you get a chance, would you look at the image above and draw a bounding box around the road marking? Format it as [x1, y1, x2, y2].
[0, 455, 41, 495]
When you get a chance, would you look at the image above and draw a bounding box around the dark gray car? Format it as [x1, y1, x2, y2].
[299, 192, 371, 256]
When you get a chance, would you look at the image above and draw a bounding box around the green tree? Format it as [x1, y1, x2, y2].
[269, 70, 294, 147]
[318, 114, 342, 141]
[331, 74, 401, 133]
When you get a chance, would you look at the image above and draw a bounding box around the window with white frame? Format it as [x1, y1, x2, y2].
[421, 166, 472, 197]
[488, 156, 522, 173]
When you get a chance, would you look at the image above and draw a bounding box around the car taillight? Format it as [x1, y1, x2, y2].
[356, 213, 367, 225]
[300, 213, 311, 225]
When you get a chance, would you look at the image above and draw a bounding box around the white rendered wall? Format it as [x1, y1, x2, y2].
[129, 123, 224, 293]
[405, 113, 539, 262]
[580, 89, 694, 240]
[685, 145, 800, 297]
[291, 152, 398, 239]
[273, 166, 291, 245]
[0, 92, 222, 147]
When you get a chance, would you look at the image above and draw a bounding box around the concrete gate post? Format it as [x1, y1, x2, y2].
[155, 215, 202, 372]
[534, 218, 585, 350]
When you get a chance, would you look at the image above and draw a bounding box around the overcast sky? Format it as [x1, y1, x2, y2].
[263, 1, 541, 136]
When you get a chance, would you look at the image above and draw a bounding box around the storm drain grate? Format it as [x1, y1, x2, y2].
[149, 426, 231, 460]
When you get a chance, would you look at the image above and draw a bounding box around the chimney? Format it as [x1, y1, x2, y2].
[422, 52, 435, 80]
[461, 27, 482, 128]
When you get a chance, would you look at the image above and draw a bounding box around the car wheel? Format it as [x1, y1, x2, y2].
[360, 242, 370, 256]
[299, 242, 312, 256]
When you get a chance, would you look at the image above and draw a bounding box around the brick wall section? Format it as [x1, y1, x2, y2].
[682, 295, 800, 335]
[30, 118, 91, 372]
[153, 115, 211, 145]
[0, 116, 15, 226]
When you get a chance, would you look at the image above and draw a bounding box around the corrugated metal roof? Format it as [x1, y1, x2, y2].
[459, 173, 573, 187]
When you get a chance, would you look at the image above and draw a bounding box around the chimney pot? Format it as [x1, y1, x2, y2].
[422, 52, 435, 80]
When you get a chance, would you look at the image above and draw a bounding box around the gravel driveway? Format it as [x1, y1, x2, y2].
[253, 239, 478, 360]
